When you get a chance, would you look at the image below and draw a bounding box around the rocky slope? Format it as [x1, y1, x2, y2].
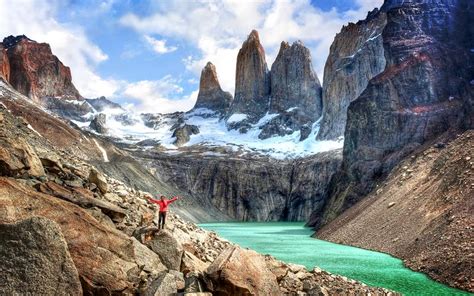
[317, 8, 387, 140]
[316, 130, 474, 292]
[0, 89, 396, 295]
[134, 147, 342, 221]
[2, 35, 81, 101]
[193, 62, 233, 114]
[309, 0, 474, 230]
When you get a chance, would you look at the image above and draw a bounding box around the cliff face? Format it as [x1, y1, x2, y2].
[193, 62, 233, 114]
[229, 30, 270, 120]
[317, 9, 387, 140]
[0, 44, 9, 82]
[136, 149, 342, 222]
[2, 35, 81, 101]
[259, 41, 322, 139]
[310, 0, 474, 229]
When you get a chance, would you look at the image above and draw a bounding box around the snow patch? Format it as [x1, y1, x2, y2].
[286, 107, 298, 112]
[227, 113, 248, 123]
[93, 139, 109, 162]
[27, 124, 42, 137]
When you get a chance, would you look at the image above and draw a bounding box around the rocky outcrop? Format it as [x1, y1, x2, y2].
[89, 113, 108, 134]
[2, 35, 81, 101]
[0, 44, 9, 82]
[316, 130, 474, 292]
[317, 9, 387, 140]
[263, 41, 322, 139]
[0, 136, 45, 177]
[0, 217, 82, 295]
[86, 96, 123, 112]
[311, 0, 474, 230]
[193, 62, 233, 113]
[137, 148, 342, 221]
[173, 124, 199, 147]
[229, 30, 270, 120]
[204, 245, 281, 295]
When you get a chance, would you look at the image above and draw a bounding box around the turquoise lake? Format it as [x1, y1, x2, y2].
[199, 222, 471, 296]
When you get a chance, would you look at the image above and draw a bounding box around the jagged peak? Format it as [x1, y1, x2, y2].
[2, 35, 34, 49]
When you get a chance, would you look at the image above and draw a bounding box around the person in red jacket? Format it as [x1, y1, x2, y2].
[146, 194, 180, 229]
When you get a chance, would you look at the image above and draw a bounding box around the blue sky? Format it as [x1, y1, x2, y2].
[0, 0, 382, 113]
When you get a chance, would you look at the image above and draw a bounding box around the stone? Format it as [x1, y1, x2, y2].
[0, 136, 45, 177]
[89, 113, 108, 134]
[0, 177, 167, 294]
[88, 167, 108, 194]
[169, 270, 185, 290]
[172, 124, 200, 147]
[181, 251, 210, 275]
[229, 30, 270, 120]
[143, 273, 177, 296]
[2, 35, 81, 100]
[204, 246, 280, 295]
[193, 62, 233, 113]
[0, 217, 82, 295]
[147, 229, 184, 271]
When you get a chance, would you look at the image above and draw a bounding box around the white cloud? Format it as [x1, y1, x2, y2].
[120, 0, 383, 94]
[122, 76, 197, 113]
[144, 35, 177, 54]
[0, 0, 120, 98]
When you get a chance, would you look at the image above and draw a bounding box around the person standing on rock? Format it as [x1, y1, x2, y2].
[146, 194, 180, 230]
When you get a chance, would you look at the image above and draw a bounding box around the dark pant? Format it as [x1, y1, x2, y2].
[158, 212, 167, 229]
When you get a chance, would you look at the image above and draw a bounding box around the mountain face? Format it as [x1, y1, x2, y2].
[193, 62, 233, 114]
[0, 44, 9, 82]
[310, 0, 474, 230]
[2, 35, 81, 101]
[317, 9, 387, 140]
[230, 30, 270, 120]
[259, 41, 323, 140]
[136, 149, 342, 222]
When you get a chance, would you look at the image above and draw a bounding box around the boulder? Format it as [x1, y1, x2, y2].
[0, 136, 44, 177]
[172, 124, 200, 147]
[181, 251, 210, 275]
[143, 273, 177, 296]
[204, 246, 280, 295]
[0, 217, 82, 295]
[0, 177, 167, 294]
[88, 167, 108, 194]
[89, 113, 108, 134]
[147, 229, 184, 270]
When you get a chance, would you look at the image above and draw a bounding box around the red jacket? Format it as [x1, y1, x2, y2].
[149, 197, 178, 212]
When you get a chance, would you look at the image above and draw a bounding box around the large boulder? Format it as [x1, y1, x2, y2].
[147, 229, 184, 271]
[0, 177, 167, 294]
[192, 62, 233, 114]
[0, 217, 82, 295]
[88, 167, 108, 194]
[0, 136, 44, 177]
[204, 246, 280, 295]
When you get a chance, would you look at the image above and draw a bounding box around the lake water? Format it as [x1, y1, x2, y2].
[199, 222, 470, 296]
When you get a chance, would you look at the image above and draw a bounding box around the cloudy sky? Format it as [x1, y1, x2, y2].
[0, 0, 382, 113]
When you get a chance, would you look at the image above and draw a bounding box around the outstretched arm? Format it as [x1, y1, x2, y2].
[146, 195, 160, 204]
[168, 196, 179, 204]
